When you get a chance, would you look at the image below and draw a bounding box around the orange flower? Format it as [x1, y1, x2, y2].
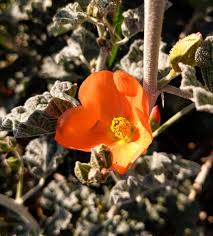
[55, 70, 153, 174]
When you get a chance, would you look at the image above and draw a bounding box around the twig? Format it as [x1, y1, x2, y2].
[95, 23, 110, 71]
[153, 103, 195, 138]
[143, 0, 166, 110]
[160, 85, 194, 101]
[188, 153, 213, 202]
[111, 171, 121, 183]
[22, 177, 45, 203]
[14, 150, 24, 204]
[95, 46, 109, 71]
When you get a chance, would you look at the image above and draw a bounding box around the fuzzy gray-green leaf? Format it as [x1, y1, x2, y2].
[23, 137, 67, 177]
[180, 64, 203, 95]
[193, 87, 213, 113]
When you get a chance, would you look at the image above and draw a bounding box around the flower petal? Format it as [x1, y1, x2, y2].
[78, 70, 132, 123]
[111, 109, 152, 174]
[113, 70, 140, 97]
[55, 106, 113, 151]
[113, 70, 150, 117]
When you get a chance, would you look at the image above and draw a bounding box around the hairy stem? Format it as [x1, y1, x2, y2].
[153, 103, 195, 138]
[160, 85, 194, 101]
[143, 0, 166, 110]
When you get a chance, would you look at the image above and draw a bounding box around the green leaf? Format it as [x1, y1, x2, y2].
[108, 5, 123, 67]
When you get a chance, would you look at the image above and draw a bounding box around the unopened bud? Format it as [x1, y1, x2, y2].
[149, 105, 161, 131]
[169, 32, 203, 72]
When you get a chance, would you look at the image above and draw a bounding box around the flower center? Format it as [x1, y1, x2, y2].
[110, 117, 133, 140]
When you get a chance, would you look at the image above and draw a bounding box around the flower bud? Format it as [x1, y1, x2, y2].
[169, 32, 203, 72]
[149, 105, 161, 131]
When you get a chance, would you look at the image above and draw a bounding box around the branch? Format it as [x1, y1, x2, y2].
[95, 23, 110, 71]
[143, 0, 166, 110]
[188, 153, 213, 202]
[22, 177, 45, 203]
[14, 150, 24, 204]
[95, 46, 109, 71]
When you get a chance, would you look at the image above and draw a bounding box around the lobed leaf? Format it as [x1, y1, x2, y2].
[0, 81, 78, 138]
[23, 137, 68, 178]
[180, 64, 203, 95]
[194, 87, 213, 114]
[50, 3, 87, 35]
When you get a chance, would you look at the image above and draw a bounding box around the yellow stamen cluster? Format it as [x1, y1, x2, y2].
[110, 117, 132, 140]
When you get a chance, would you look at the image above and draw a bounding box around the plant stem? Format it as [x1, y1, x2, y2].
[95, 22, 109, 71]
[160, 85, 194, 101]
[15, 150, 24, 204]
[111, 171, 121, 183]
[143, 0, 166, 110]
[96, 46, 109, 71]
[158, 69, 180, 88]
[22, 177, 45, 203]
[153, 103, 195, 138]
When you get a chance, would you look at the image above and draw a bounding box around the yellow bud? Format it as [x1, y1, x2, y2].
[169, 32, 203, 72]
